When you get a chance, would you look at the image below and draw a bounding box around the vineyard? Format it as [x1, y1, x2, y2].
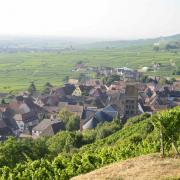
[0, 107, 180, 179]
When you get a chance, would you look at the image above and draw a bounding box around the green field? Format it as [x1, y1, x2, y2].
[0, 46, 179, 92]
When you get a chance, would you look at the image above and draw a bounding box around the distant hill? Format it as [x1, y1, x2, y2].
[72, 154, 180, 180]
[77, 34, 180, 49]
[0, 34, 180, 51]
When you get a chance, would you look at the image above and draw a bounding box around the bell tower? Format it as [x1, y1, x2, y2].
[124, 84, 138, 118]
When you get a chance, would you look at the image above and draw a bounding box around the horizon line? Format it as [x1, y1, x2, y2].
[0, 33, 179, 42]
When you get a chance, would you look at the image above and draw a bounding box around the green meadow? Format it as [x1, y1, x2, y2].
[0, 46, 179, 92]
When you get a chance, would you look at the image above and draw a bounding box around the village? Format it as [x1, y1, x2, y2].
[0, 65, 180, 140]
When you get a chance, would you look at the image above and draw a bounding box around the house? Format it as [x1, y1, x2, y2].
[51, 84, 75, 96]
[14, 111, 38, 133]
[75, 63, 86, 71]
[89, 88, 103, 97]
[106, 81, 125, 91]
[8, 96, 40, 134]
[68, 79, 79, 85]
[97, 66, 114, 76]
[173, 81, 180, 91]
[106, 90, 124, 111]
[89, 88, 102, 97]
[0, 107, 19, 138]
[72, 86, 82, 96]
[32, 118, 64, 137]
[63, 84, 76, 95]
[85, 79, 101, 87]
[72, 85, 93, 97]
[51, 87, 66, 97]
[116, 67, 140, 81]
[43, 106, 60, 114]
[1, 107, 19, 136]
[35, 95, 60, 107]
[59, 104, 84, 118]
[0, 119, 13, 138]
[84, 96, 106, 109]
[82, 104, 118, 130]
[61, 95, 85, 106]
[33, 96, 45, 107]
[10, 96, 42, 114]
[81, 107, 97, 129]
[138, 83, 147, 92]
[138, 102, 153, 115]
[106, 83, 139, 119]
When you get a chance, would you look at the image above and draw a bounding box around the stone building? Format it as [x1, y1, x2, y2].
[124, 84, 138, 118]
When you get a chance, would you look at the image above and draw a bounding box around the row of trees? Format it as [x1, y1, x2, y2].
[140, 75, 176, 85]
[28, 82, 53, 95]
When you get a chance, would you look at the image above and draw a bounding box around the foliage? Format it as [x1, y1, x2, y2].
[151, 106, 180, 156]
[102, 75, 121, 85]
[78, 73, 88, 83]
[0, 108, 179, 179]
[28, 82, 36, 94]
[47, 131, 83, 157]
[42, 82, 53, 94]
[66, 116, 80, 131]
[124, 113, 151, 127]
[63, 76, 69, 83]
[0, 47, 179, 92]
[172, 69, 180, 75]
[0, 137, 49, 168]
[59, 108, 80, 131]
[0, 117, 159, 179]
[153, 46, 160, 52]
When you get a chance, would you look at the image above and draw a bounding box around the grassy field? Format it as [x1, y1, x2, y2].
[0, 46, 179, 92]
[72, 154, 180, 180]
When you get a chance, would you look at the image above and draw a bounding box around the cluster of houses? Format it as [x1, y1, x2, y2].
[74, 64, 142, 82]
[0, 72, 180, 140]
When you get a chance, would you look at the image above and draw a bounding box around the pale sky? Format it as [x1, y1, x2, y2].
[0, 0, 179, 39]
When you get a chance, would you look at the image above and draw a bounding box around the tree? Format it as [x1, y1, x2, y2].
[140, 75, 148, 83]
[165, 78, 176, 85]
[1, 99, 6, 105]
[158, 78, 166, 86]
[59, 108, 80, 131]
[102, 75, 120, 85]
[66, 115, 80, 131]
[42, 82, 53, 94]
[78, 73, 87, 83]
[63, 76, 69, 83]
[153, 46, 159, 52]
[28, 82, 36, 94]
[59, 108, 74, 124]
[151, 107, 180, 156]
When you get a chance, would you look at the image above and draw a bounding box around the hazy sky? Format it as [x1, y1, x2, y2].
[0, 0, 179, 39]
